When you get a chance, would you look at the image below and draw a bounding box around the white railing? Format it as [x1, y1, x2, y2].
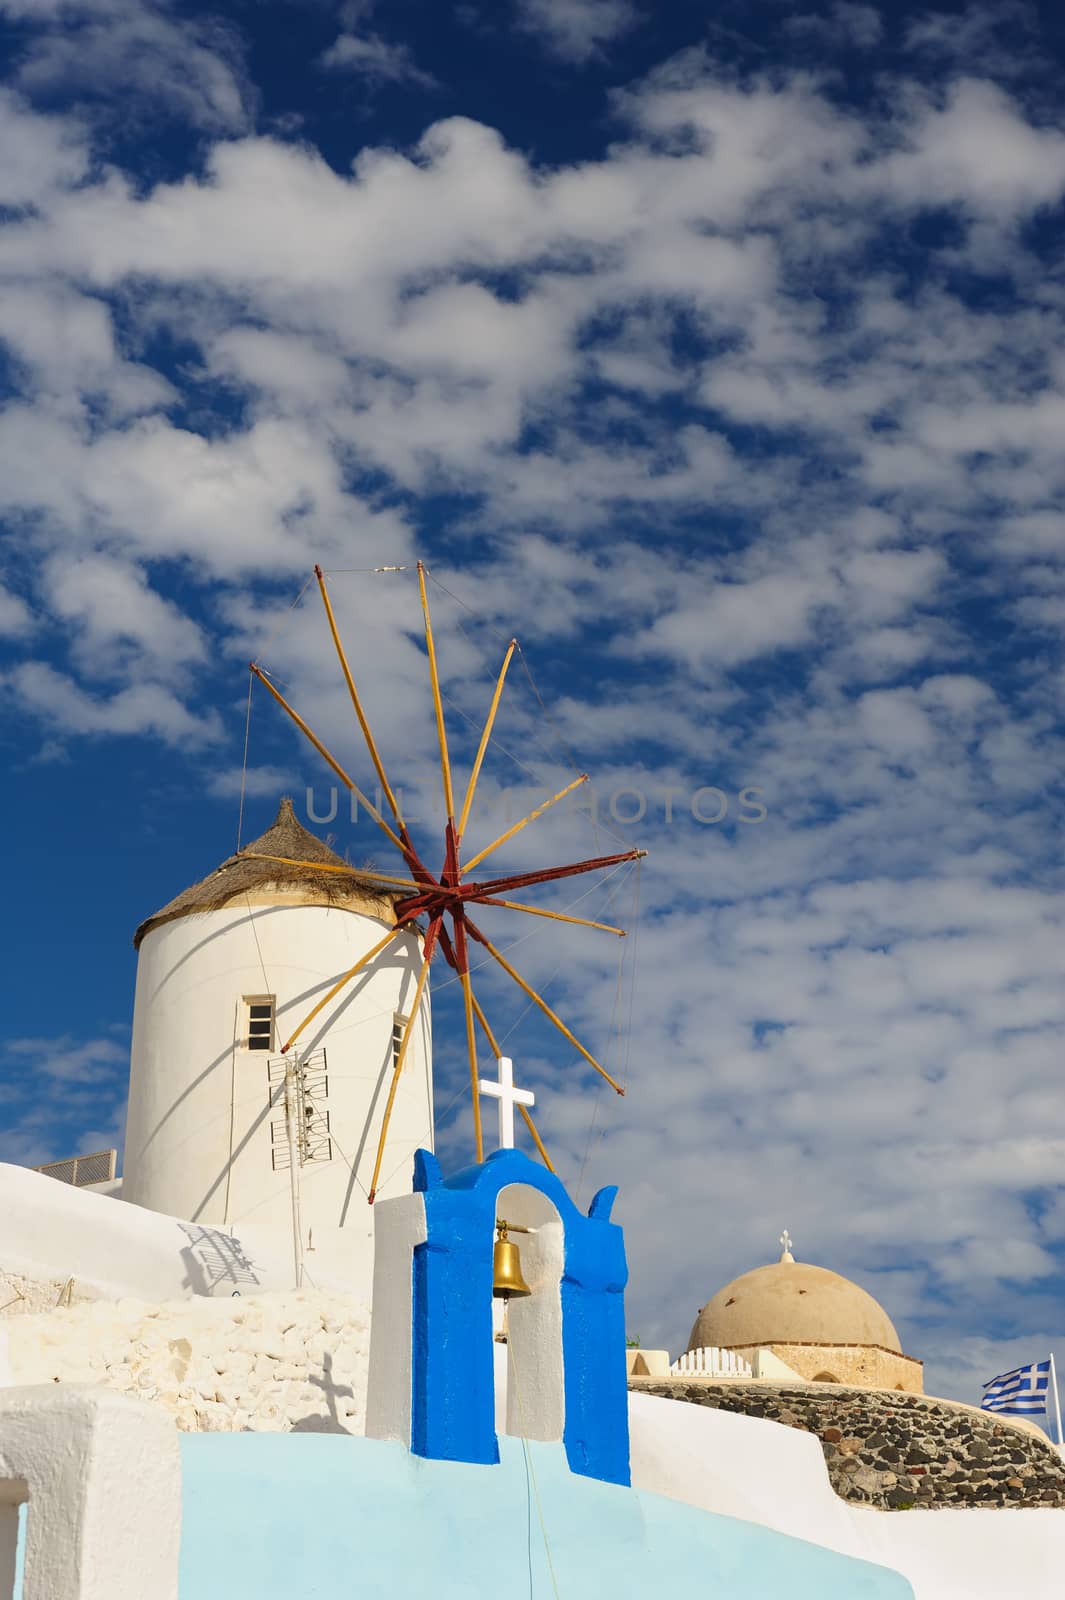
[670, 1346, 753, 1378]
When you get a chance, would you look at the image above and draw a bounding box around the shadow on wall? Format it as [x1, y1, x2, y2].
[290, 1352, 355, 1434]
[178, 1225, 261, 1296]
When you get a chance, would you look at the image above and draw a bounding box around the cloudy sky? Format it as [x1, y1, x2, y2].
[1, 0, 1064, 1418]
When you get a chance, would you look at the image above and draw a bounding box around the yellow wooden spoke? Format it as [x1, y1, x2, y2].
[471, 990, 501, 1058]
[462, 774, 588, 874]
[280, 926, 405, 1054]
[481, 897, 626, 937]
[418, 562, 456, 828]
[250, 664, 405, 854]
[460, 966, 484, 1162]
[241, 853, 421, 892]
[457, 639, 516, 839]
[518, 1103, 555, 1173]
[469, 924, 624, 1096]
[367, 948, 434, 1203]
[315, 565, 405, 828]
[469, 987, 553, 1172]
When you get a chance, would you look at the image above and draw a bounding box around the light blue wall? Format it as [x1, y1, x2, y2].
[178, 1433, 915, 1600]
[13, 1503, 24, 1600]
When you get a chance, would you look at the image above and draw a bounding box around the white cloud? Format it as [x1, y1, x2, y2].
[0, 583, 35, 637]
[999, 512, 1065, 556]
[1, 1032, 128, 1168]
[0, 86, 87, 205]
[4, 660, 222, 746]
[0, 65, 1058, 560]
[841, 549, 948, 623]
[206, 763, 294, 801]
[320, 30, 436, 87]
[785, 3, 883, 51]
[7, 1033, 126, 1084]
[870, 78, 1065, 215]
[42, 552, 207, 677]
[835, 3, 884, 48]
[0, 282, 172, 416]
[628, 565, 840, 669]
[0, 407, 416, 575]
[858, 687, 936, 754]
[904, 3, 1039, 75]
[0, 0, 252, 133]
[204, 329, 353, 416]
[845, 624, 945, 680]
[514, 0, 640, 63]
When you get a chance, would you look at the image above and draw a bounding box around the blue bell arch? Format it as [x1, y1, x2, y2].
[409, 1146, 630, 1486]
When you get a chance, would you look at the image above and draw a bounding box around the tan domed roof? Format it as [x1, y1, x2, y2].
[688, 1252, 902, 1354]
[133, 797, 397, 947]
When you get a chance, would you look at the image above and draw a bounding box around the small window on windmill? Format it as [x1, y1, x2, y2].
[392, 1012, 410, 1072]
[244, 996, 276, 1052]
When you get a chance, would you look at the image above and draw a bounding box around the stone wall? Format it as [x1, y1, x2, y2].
[2, 1290, 370, 1434]
[631, 1378, 1065, 1509]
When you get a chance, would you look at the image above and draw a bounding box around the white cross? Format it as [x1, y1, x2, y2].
[780, 1229, 793, 1256]
[479, 1056, 535, 1151]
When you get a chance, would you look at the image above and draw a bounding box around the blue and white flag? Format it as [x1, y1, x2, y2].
[981, 1359, 1051, 1416]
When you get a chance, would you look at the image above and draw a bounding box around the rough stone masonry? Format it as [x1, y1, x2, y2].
[2, 1289, 370, 1435]
[630, 1379, 1065, 1509]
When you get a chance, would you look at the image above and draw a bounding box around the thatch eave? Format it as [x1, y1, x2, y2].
[133, 797, 399, 949]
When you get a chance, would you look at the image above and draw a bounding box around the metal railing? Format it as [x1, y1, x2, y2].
[33, 1148, 117, 1187]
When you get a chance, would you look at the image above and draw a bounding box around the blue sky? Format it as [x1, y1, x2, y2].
[1, 0, 1064, 1417]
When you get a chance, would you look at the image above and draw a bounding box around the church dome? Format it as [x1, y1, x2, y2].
[688, 1251, 902, 1355]
[133, 796, 397, 947]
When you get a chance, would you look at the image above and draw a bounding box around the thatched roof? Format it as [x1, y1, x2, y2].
[133, 797, 396, 948]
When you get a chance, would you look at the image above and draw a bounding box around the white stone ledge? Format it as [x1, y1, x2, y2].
[0, 1384, 181, 1600]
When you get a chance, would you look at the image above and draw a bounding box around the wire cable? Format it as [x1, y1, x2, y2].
[236, 671, 255, 854]
[576, 858, 641, 1203]
[507, 1322, 562, 1600]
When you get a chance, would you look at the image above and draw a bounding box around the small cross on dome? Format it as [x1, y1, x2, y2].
[779, 1229, 795, 1263]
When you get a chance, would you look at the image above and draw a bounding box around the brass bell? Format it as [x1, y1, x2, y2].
[492, 1221, 531, 1299]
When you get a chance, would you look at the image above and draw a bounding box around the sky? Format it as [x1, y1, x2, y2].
[1, 0, 1064, 1421]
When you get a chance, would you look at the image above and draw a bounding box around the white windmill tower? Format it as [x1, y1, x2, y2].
[122, 797, 433, 1284]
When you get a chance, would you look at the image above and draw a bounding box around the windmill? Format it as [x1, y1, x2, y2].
[246, 564, 644, 1201]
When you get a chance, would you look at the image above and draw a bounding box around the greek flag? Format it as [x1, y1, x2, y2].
[981, 1359, 1051, 1416]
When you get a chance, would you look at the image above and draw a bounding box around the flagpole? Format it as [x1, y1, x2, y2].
[1050, 1353, 1063, 1447]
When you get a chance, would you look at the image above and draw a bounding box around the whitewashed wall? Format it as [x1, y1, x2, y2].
[0, 1163, 387, 1310]
[0, 1386, 181, 1600]
[628, 1391, 1065, 1600]
[498, 1184, 565, 1445]
[124, 899, 433, 1233]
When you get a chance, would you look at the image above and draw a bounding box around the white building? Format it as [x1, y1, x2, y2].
[123, 798, 433, 1254]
